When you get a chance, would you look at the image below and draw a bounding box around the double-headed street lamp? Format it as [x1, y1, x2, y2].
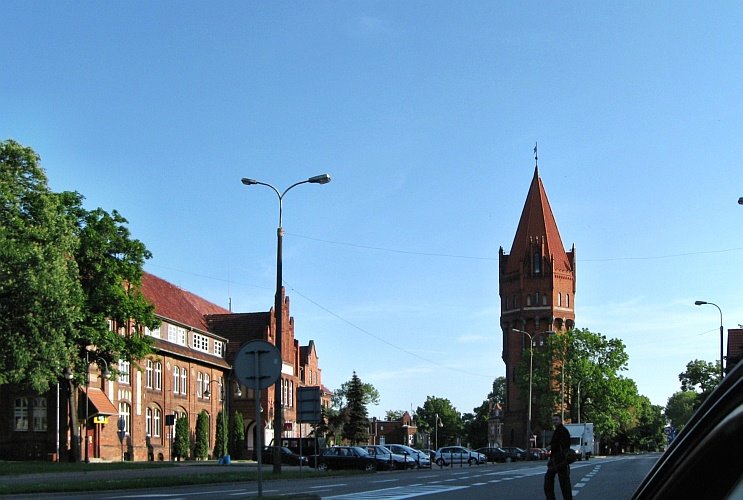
[694, 300, 725, 379]
[84, 352, 110, 463]
[512, 329, 551, 457]
[241, 173, 331, 473]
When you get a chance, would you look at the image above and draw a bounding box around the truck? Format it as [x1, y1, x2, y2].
[564, 423, 594, 460]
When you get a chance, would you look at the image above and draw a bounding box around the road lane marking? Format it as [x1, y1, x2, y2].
[324, 484, 468, 499]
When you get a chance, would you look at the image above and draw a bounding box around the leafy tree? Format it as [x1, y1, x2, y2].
[517, 328, 641, 445]
[625, 397, 665, 451]
[341, 372, 370, 444]
[463, 376, 506, 448]
[174, 414, 191, 460]
[229, 410, 245, 459]
[194, 410, 209, 460]
[385, 410, 404, 421]
[664, 390, 697, 432]
[679, 359, 720, 401]
[0, 140, 81, 390]
[1, 140, 159, 460]
[213, 410, 228, 458]
[415, 396, 463, 448]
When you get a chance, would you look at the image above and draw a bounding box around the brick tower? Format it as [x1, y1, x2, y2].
[498, 163, 575, 448]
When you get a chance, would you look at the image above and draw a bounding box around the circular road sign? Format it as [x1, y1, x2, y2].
[232, 340, 282, 390]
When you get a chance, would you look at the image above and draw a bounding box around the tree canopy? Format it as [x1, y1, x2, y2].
[415, 396, 462, 448]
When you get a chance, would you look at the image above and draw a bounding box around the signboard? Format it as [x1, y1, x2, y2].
[93, 416, 108, 424]
[297, 386, 322, 424]
[233, 340, 281, 390]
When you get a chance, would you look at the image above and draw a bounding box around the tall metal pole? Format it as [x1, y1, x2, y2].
[695, 301, 724, 379]
[241, 174, 330, 473]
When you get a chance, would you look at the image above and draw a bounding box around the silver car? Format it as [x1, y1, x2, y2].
[434, 446, 486, 466]
[385, 444, 432, 468]
[365, 445, 416, 470]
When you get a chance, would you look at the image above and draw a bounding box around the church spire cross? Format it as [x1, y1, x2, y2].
[533, 142, 538, 167]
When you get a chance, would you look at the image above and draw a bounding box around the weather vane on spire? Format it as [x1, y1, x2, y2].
[534, 142, 538, 167]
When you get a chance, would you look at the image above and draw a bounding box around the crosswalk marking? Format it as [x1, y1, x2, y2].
[324, 484, 468, 499]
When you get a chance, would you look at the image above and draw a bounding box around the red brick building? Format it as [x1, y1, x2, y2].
[499, 165, 576, 448]
[0, 272, 329, 461]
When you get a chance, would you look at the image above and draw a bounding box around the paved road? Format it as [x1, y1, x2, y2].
[5, 454, 660, 499]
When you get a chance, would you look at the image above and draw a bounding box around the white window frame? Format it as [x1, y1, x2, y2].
[32, 397, 47, 431]
[177, 327, 186, 346]
[168, 324, 178, 343]
[154, 361, 162, 390]
[214, 340, 224, 357]
[173, 366, 180, 394]
[14, 397, 28, 432]
[181, 368, 187, 395]
[145, 360, 153, 388]
[197, 372, 203, 398]
[192, 333, 209, 353]
[119, 402, 131, 433]
[118, 360, 130, 384]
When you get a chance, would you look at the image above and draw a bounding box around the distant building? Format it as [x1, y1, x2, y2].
[727, 328, 743, 373]
[499, 165, 576, 448]
[370, 411, 417, 447]
[0, 272, 330, 461]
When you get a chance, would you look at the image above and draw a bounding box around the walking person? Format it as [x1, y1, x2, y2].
[544, 414, 573, 500]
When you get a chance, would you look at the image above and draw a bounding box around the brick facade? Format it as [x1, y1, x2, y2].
[499, 166, 576, 448]
[0, 272, 329, 461]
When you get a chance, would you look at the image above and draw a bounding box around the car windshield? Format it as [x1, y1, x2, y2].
[350, 446, 369, 457]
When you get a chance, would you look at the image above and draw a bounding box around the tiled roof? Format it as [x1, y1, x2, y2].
[141, 272, 230, 331]
[506, 166, 572, 274]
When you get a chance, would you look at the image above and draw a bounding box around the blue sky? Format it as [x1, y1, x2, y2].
[3, 1, 742, 418]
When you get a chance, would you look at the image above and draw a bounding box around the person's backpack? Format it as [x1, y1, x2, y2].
[565, 448, 579, 464]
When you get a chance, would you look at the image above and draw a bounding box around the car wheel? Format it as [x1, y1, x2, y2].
[364, 462, 377, 472]
[436, 458, 446, 467]
[505, 457, 512, 463]
[468, 458, 475, 466]
[317, 462, 328, 471]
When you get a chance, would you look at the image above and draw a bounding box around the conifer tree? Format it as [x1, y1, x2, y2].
[229, 410, 245, 459]
[194, 410, 209, 460]
[174, 414, 190, 460]
[213, 410, 228, 458]
[342, 371, 369, 444]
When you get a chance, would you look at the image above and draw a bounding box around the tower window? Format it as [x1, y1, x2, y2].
[558, 293, 562, 307]
[534, 251, 541, 274]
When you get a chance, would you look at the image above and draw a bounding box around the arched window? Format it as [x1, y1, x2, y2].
[534, 251, 541, 273]
[526, 295, 532, 306]
[566, 294, 570, 307]
[146, 407, 153, 436]
[153, 407, 162, 437]
[14, 397, 28, 431]
[154, 362, 162, 390]
[173, 367, 180, 394]
[181, 368, 187, 395]
[204, 374, 210, 399]
[197, 372, 203, 398]
[119, 402, 131, 434]
[542, 294, 547, 306]
[558, 293, 562, 307]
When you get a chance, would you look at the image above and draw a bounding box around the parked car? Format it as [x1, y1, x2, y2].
[434, 446, 487, 466]
[530, 447, 549, 460]
[421, 448, 437, 462]
[312, 446, 380, 472]
[255, 445, 308, 466]
[500, 446, 527, 461]
[365, 445, 415, 470]
[385, 444, 432, 468]
[475, 446, 509, 463]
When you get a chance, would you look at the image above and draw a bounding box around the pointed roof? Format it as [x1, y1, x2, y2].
[507, 166, 572, 274]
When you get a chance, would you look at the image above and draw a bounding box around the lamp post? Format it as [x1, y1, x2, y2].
[84, 353, 110, 463]
[513, 329, 550, 456]
[204, 379, 226, 459]
[694, 300, 725, 379]
[241, 173, 331, 472]
[576, 379, 583, 424]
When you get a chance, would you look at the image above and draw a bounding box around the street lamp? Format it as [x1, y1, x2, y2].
[204, 379, 227, 459]
[513, 329, 551, 457]
[84, 353, 110, 463]
[576, 379, 583, 424]
[241, 173, 331, 473]
[694, 300, 725, 379]
[738, 196, 743, 205]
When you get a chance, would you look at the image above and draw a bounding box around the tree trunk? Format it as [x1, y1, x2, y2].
[68, 379, 81, 462]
